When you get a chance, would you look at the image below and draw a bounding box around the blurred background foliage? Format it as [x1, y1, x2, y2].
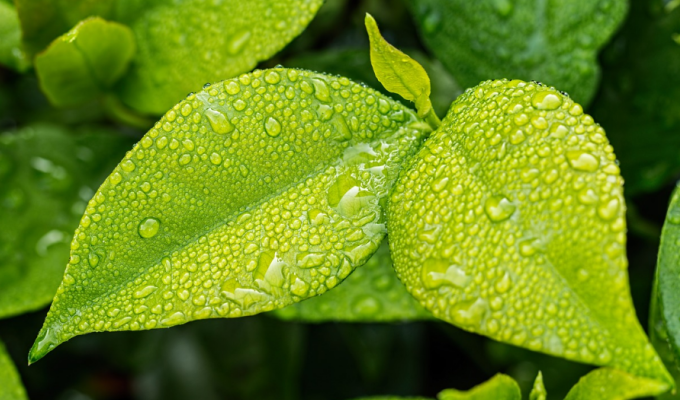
[1, 0, 679, 399]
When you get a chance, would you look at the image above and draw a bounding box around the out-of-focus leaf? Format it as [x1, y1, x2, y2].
[273, 240, 431, 322]
[590, 1, 680, 195]
[0, 2, 30, 72]
[35, 17, 136, 107]
[564, 368, 670, 400]
[437, 374, 521, 400]
[387, 79, 671, 384]
[405, 0, 627, 106]
[0, 124, 134, 319]
[28, 68, 430, 363]
[0, 340, 27, 400]
[529, 372, 546, 400]
[284, 48, 461, 117]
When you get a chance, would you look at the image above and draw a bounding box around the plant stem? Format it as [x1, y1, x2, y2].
[425, 109, 441, 130]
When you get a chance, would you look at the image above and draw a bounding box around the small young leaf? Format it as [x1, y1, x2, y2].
[28, 68, 430, 362]
[35, 17, 136, 107]
[0, 1, 29, 72]
[405, 0, 627, 106]
[437, 374, 521, 400]
[387, 79, 671, 384]
[529, 372, 547, 400]
[0, 340, 28, 400]
[273, 240, 432, 322]
[0, 124, 134, 319]
[564, 368, 670, 400]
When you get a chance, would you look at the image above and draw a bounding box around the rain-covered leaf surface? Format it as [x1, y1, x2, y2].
[28, 68, 430, 362]
[0, 1, 29, 72]
[529, 372, 546, 400]
[0, 124, 134, 319]
[590, 1, 680, 195]
[563, 368, 669, 399]
[405, 0, 627, 106]
[273, 240, 431, 322]
[386, 79, 670, 383]
[35, 17, 136, 107]
[0, 339, 27, 400]
[437, 374, 521, 400]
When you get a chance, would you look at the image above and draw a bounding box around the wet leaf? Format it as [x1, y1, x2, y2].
[405, 0, 627, 106]
[35, 17, 136, 107]
[437, 374, 521, 400]
[0, 124, 134, 319]
[564, 368, 670, 400]
[387, 79, 671, 384]
[0, 340, 27, 400]
[28, 68, 430, 363]
[529, 372, 546, 400]
[273, 240, 431, 322]
[0, 1, 30, 72]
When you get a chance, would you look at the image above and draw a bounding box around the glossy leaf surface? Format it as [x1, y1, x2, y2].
[0, 340, 28, 400]
[0, 1, 29, 72]
[28, 68, 430, 362]
[437, 374, 521, 400]
[0, 124, 133, 319]
[273, 240, 431, 322]
[35, 17, 136, 107]
[563, 368, 669, 399]
[405, 0, 627, 105]
[387, 79, 670, 383]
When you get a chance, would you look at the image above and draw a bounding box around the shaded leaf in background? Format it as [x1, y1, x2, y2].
[274, 240, 431, 322]
[0, 1, 29, 72]
[590, 0, 680, 195]
[405, 0, 627, 106]
[0, 124, 134, 319]
[0, 339, 27, 400]
[438, 374, 521, 400]
[563, 368, 669, 400]
[28, 68, 430, 362]
[35, 17, 136, 107]
[387, 79, 670, 383]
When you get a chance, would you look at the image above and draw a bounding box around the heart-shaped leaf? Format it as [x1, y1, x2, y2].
[274, 240, 432, 322]
[28, 68, 430, 362]
[0, 339, 28, 400]
[387, 79, 670, 384]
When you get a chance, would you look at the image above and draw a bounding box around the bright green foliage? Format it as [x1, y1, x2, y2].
[0, 1, 29, 72]
[405, 0, 627, 105]
[563, 368, 670, 399]
[438, 374, 521, 400]
[28, 68, 430, 363]
[386, 79, 670, 383]
[0, 124, 133, 319]
[273, 241, 431, 322]
[364, 14, 437, 125]
[529, 372, 547, 400]
[0, 340, 27, 400]
[35, 17, 136, 107]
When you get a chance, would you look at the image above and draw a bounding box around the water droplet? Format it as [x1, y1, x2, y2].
[566, 151, 599, 172]
[205, 109, 234, 134]
[265, 117, 282, 137]
[264, 71, 281, 84]
[88, 252, 100, 267]
[532, 91, 563, 110]
[121, 159, 136, 172]
[225, 81, 240, 95]
[597, 198, 620, 221]
[161, 311, 186, 326]
[228, 30, 251, 54]
[327, 175, 376, 218]
[138, 217, 161, 238]
[311, 78, 331, 102]
[449, 298, 487, 327]
[134, 286, 158, 299]
[431, 177, 449, 192]
[421, 258, 470, 289]
[484, 195, 516, 222]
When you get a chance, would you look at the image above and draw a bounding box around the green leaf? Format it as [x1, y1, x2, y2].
[28, 68, 430, 363]
[0, 124, 134, 319]
[386, 79, 671, 384]
[529, 372, 547, 400]
[0, 340, 27, 400]
[0, 1, 30, 72]
[564, 368, 670, 400]
[437, 374, 521, 400]
[405, 0, 627, 106]
[364, 14, 436, 124]
[273, 240, 432, 322]
[35, 17, 136, 108]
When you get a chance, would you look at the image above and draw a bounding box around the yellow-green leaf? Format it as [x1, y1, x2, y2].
[564, 368, 670, 400]
[0, 1, 29, 72]
[529, 372, 547, 400]
[386, 79, 671, 384]
[0, 340, 28, 400]
[28, 68, 430, 363]
[437, 374, 521, 400]
[35, 17, 136, 107]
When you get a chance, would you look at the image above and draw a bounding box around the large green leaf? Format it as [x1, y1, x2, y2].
[273, 240, 432, 322]
[28, 68, 430, 362]
[0, 124, 133, 319]
[386, 79, 671, 384]
[405, 0, 627, 105]
[564, 368, 670, 400]
[0, 1, 29, 72]
[35, 17, 136, 107]
[0, 340, 27, 400]
[438, 374, 521, 400]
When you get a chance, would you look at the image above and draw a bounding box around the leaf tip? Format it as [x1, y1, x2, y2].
[27, 326, 60, 364]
